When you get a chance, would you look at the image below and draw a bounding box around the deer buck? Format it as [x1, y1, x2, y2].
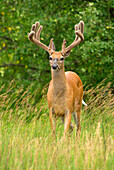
[28, 21, 87, 137]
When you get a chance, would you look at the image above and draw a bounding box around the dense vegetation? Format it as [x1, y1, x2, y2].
[0, 0, 114, 169]
[0, 0, 113, 92]
[0, 81, 113, 169]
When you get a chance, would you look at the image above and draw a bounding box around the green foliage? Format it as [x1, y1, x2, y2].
[0, 0, 113, 90]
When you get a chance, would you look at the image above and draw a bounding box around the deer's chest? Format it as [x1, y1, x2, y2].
[52, 89, 68, 116]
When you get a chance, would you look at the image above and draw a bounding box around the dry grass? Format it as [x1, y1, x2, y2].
[0, 80, 113, 169]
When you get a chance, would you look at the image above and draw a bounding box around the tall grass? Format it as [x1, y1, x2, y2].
[0, 80, 113, 169]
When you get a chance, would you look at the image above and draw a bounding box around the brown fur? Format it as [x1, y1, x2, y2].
[47, 52, 83, 136]
[28, 21, 84, 137]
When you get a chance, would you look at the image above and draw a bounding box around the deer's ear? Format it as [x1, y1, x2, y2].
[64, 50, 71, 58]
[49, 41, 56, 51]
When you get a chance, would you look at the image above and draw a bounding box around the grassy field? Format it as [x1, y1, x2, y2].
[0, 81, 113, 170]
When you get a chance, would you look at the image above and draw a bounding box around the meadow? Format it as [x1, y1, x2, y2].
[0, 81, 113, 170]
[0, 0, 113, 169]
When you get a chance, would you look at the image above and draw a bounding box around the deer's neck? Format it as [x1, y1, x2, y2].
[51, 67, 67, 94]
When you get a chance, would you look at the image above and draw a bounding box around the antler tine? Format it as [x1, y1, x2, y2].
[74, 24, 79, 41]
[31, 24, 35, 32]
[28, 21, 51, 53]
[49, 38, 54, 54]
[62, 39, 66, 54]
[62, 21, 84, 55]
[36, 22, 43, 41]
[49, 38, 53, 49]
[80, 21, 84, 34]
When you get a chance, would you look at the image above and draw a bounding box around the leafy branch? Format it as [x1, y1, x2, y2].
[0, 36, 14, 42]
[0, 63, 37, 70]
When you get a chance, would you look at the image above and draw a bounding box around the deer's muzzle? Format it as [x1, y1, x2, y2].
[52, 64, 58, 70]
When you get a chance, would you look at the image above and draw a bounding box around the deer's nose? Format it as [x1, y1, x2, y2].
[52, 64, 58, 70]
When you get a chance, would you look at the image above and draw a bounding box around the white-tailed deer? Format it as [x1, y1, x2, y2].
[28, 21, 86, 137]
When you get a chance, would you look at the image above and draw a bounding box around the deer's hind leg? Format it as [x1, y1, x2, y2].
[73, 110, 81, 134]
[74, 99, 82, 135]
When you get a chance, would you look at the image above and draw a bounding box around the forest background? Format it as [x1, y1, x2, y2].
[0, 0, 113, 96]
[0, 0, 114, 169]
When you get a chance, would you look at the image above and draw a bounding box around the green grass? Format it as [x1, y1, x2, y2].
[0, 81, 114, 170]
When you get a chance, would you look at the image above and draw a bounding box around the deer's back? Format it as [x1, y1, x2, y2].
[65, 71, 83, 90]
[65, 71, 83, 105]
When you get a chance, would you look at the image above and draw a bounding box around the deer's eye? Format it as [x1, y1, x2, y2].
[60, 57, 64, 61]
[49, 56, 52, 60]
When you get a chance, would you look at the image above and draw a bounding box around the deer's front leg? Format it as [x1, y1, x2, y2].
[49, 108, 56, 137]
[64, 110, 71, 137]
[60, 117, 74, 133]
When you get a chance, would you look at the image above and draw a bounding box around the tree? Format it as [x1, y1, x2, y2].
[0, 0, 113, 92]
